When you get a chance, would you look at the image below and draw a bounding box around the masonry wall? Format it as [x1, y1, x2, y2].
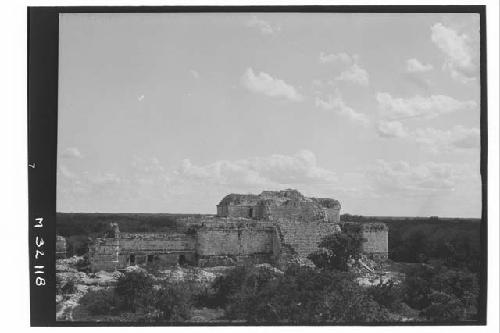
[344, 222, 389, 261]
[219, 205, 255, 218]
[90, 233, 196, 272]
[118, 233, 195, 253]
[89, 237, 121, 272]
[195, 221, 276, 256]
[56, 235, 67, 259]
[266, 201, 327, 222]
[217, 201, 335, 222]
[324, 207, 341, 223]
[361, 228, 388, 260]
[275, 218, 341, 257]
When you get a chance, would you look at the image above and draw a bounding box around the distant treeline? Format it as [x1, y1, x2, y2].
[341, 214, 482, 273]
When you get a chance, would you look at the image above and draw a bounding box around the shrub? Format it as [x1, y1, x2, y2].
[67, 235, 91, 257]
[308, 231, 363, 271]
[56, 275, 77, 295]
[151, 281, 193, 322]
[401, 264, 479, 321]
[79, 289, 118, 316]
[212, 265, 256, 306]
[420, 291, 464, 322]
[222, 265, 390, 323]
[75, 254, 91, 272]
[367, 280, 403, 310]
[115, 270, 155, 312]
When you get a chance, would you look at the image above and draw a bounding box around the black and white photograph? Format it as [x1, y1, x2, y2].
[21, 4, 497, 327]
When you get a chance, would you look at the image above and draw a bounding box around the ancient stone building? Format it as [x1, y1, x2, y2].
[344, 222, 389, 260]
[89, 218, 281, 271]
[88, 189, 388, 272]
[216, 189, 341, 223]
[56, 235, 67, 259]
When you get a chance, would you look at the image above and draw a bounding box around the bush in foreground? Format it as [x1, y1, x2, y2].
[79, 289, 119, 316]
[115, 270, 155, 312]
[217, 264, 390, 323]
[150, 281, 193, 322]
[79, 271, 194, 321]
[308, 231, 363, 271]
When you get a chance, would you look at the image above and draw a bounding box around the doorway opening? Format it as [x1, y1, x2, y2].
[178, 254, 186, 266]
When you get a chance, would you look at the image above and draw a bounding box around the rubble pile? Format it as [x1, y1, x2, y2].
[349, 255, 405, 287]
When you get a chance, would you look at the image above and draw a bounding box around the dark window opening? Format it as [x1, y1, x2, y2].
[249, 208, 253, 217]
[178, 254, 186, 266]
[129, 254, 135, 265]
[147, 254, 154, 263]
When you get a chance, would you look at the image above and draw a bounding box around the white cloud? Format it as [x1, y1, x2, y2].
[406, 58, 433, 73]
[315, 90, 370, 126]
[245, 16, 279, 35]
[189, 69, 200, 79]
[58, 164, 78, 179]
[241, 68, 303, 102]
[335, 63, 369, 86]
[431, 22, 478, 83]
[90, 173, 122, 185]
[319, 52, 369, 86]
[175, 150, 337, 187]
[368, 160, 457, 193]
[319, 52, 355, 65]
[376, 92, 477, 120]
[375, 120, 480, 154]
[414, 125, 480, 153]
[60, 147, 83, 159]
[376, 120, 408, 138]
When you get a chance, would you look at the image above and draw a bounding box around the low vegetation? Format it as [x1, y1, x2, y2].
[76, 270, 196, 322]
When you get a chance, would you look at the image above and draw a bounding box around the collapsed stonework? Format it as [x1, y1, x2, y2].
[88, 189, 388, 272]
[56, 235, 67, 259]
[217, 189, 341, 223]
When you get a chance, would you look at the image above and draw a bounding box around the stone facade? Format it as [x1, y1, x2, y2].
[56, 235, 67, 259]
[216, 189, 341, 223]
[88, 190, 388, 272]
[89, 232, 196, 272]
[344, 222, 389, 260]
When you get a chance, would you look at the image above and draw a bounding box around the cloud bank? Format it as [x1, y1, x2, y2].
[406, 58, 434, 73]
[376, 92, 476, 120]
[431, 22, 478, 83]
[315, 91, 370, 126]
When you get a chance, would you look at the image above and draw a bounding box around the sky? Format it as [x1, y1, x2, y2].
[57, 12, 482, 217]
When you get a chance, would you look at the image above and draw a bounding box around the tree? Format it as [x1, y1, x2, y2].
[79, 289, 119, 316]
[367, 280, 403, 310]
[420, 291, 464, 322]
[151, 281, 193, 322]
[308, 231, 363, 271]
[115, 270, 154, 312]
[401, 264, 479, 321]
[223, 265, 390, 323]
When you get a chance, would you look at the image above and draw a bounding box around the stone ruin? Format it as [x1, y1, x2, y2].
[88, 189, 388, 272]
[344, 222, 389, 261]
[56, 235, 67, 259]
[216, 189, 341, 223]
